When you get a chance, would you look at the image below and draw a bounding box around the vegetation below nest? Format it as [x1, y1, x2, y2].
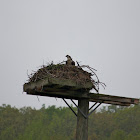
[1, 104, 140, 140]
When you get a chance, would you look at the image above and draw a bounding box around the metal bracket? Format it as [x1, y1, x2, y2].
[63, 98, 77, 117]
[71, 99, 87, 119]
[63, 98, 102, 119]
[88, 102, 102, 117]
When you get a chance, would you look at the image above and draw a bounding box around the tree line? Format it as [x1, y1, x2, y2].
[0, 103, 140, 140]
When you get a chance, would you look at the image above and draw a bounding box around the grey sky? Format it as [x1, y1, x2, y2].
[0, 0, 140, 109]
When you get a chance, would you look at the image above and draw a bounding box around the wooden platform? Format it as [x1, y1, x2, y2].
[24, 76, 93, 91]
[23, 77, 139, 106]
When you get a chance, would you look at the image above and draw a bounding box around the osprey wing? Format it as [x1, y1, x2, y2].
[71, 61, 75, 65]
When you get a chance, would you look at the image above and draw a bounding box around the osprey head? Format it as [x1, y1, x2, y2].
[66, 55, 71, 59]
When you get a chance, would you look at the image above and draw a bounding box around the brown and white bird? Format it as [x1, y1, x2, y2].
[66, 55, 75, 66]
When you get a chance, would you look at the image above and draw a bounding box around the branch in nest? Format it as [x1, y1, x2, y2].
[80, 64, 106, 92]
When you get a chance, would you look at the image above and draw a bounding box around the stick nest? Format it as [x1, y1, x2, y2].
[27, 62, 106, 92]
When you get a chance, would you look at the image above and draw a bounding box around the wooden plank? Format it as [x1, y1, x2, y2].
[23, 76, 93, 92]
[76, 99, 89, 140]
[91, 100, 130, 106]
[25, 89, 88, 100]
[89, 94, 139, 105]
[24, 88, 139, 106]
[23, 79, 139, 106]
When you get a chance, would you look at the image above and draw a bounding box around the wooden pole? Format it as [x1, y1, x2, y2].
[76, 99, 89, 140]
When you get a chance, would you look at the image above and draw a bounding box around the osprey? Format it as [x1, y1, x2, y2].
[66, 55, 75, 66]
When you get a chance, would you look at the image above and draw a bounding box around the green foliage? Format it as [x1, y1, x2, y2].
[0, 104, 140, 140]
[109, 129, 126, 140]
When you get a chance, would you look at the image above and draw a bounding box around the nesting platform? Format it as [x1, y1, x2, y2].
[23, 63, 139, 140]
[24, 64, 139, 106]
[23, 76, 139, 106]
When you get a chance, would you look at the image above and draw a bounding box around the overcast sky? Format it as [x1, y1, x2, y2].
[0, 0, 140, 109]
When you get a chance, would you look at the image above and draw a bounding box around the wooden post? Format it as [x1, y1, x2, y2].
[76, 99, 89, 140]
